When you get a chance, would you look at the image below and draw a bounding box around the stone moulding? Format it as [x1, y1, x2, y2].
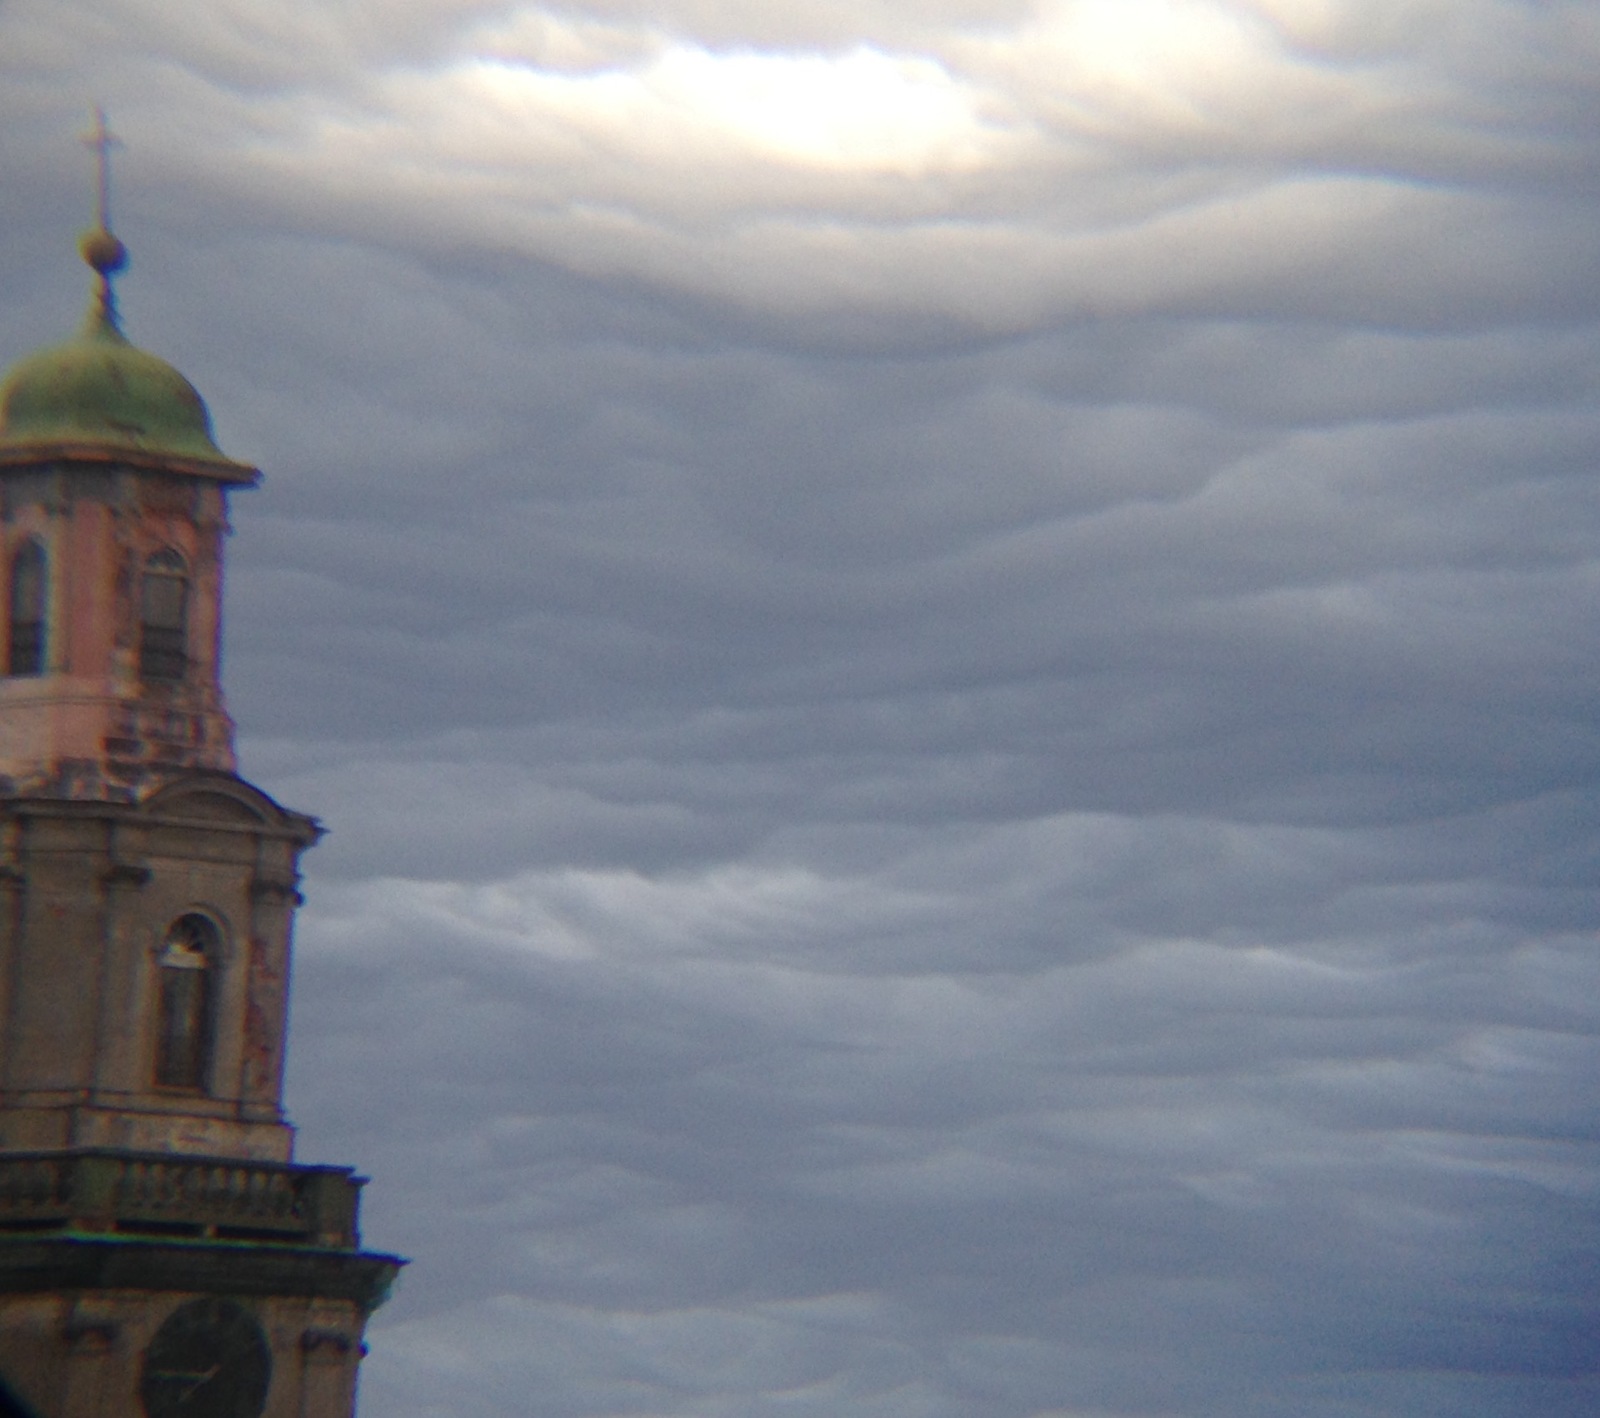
[0, 1236, 401, 1311]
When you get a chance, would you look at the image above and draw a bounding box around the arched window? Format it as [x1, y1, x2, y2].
[7, 540, 46, 677]
[154, 914, 218, 1090]
[139, 549, 189, 681]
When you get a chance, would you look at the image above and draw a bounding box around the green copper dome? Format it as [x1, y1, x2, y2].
[0, 229, 257, 482]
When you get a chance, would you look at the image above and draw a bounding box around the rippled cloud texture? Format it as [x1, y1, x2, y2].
[3, 2, 1599, 1415]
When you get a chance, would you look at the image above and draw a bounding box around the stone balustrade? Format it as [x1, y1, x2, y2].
[0, 1151, 363, 1247]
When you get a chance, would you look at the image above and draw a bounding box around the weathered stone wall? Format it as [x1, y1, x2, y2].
[0, 776, 319, 1163]
[0, 464, 238, 801]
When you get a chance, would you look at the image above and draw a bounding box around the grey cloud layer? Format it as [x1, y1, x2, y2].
[288, 835, 1600, 1417]
[13, 0, 1600, 327]
[2, 2, 1599, 1415]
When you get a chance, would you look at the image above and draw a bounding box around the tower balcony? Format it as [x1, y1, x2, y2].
[0, 1150, 366, 1248]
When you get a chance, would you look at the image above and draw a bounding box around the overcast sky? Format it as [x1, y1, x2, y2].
[4, 2, 1600, 1415]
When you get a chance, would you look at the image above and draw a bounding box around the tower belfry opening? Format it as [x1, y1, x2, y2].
[0, 116, 400, 1418]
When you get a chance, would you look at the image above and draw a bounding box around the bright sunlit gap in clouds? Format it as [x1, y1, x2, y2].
[245, 0, 1412, 323]
[447, 0, 1316, 172]
[464, 41, 1022, 174]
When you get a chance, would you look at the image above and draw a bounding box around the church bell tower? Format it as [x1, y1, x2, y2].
[0, 121, 400, 1418]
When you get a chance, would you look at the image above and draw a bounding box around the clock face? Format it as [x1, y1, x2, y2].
[140, 1298, 272, 1418]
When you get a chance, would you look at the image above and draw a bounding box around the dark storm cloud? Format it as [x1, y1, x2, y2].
[2, 2, 1599, 1416]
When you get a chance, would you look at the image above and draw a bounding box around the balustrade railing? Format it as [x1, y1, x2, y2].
[0, 1150, 362, 1246]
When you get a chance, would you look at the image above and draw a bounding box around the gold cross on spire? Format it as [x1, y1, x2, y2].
[79, 105, 121, 231]
[75, 105, 129, 326]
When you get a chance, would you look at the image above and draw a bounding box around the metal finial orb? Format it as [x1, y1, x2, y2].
[79, 227, 128, 276]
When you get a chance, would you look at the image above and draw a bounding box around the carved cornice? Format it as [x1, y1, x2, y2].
[0, 1236, 403, 1311]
